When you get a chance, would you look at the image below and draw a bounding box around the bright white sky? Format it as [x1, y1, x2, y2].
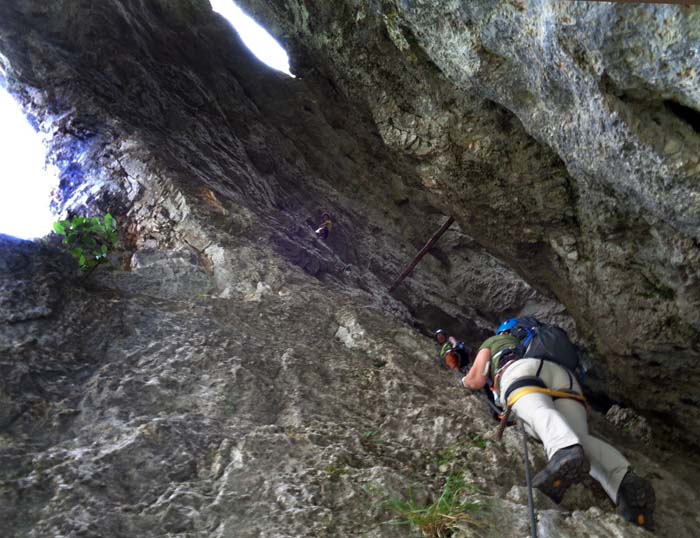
[210, 0, 292, 76]
[0, 89, 57, 239]
[0, 1, 290, 239]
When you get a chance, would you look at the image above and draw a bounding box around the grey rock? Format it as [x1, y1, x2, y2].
[0, 1, 698, 537]
[606, 404, 653, 444]
[238, 0, 700, 449]
[0, 235, 73, 323]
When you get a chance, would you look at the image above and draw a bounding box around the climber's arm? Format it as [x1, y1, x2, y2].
[462, 348, 490, 389]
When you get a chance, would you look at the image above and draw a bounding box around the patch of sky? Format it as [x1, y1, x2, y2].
[0, 87, 58, 239]
[0, 2, 291, 238]
[210, 0, 293, 76]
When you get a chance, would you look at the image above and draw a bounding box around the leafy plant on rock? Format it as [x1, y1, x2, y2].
[53, 213, 119, 274]
[381, 474, 484, 537]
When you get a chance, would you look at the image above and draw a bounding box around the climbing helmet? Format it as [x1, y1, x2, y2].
[434, 328, 447, 343]
[496, 318, 518, 335]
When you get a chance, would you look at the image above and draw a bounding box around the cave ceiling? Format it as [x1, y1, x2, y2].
[238, 0, 700, 435]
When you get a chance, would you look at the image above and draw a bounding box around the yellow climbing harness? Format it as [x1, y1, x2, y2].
[496, 387, 586, 441]
[507, 387, 586, 409]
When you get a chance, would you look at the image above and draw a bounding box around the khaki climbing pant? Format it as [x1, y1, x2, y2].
[501, 358, 629, 501]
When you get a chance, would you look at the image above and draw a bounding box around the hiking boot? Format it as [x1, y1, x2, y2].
[616, 470, 656, 531]
[532, 444, 590, 504]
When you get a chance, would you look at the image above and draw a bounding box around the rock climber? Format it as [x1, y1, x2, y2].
[315, 211, 332, 240]
[433, 329, 470, 372]
[434, 329, 451, 360]
[461, 321, 656, 530]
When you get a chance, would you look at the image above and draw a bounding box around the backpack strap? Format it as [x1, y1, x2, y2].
[490, 347, 522, 394]
[493, 347, 520, 369]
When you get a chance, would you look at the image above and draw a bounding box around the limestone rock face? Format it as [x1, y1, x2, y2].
[238, 0, 700, 445]
[0, 1, 699, 537]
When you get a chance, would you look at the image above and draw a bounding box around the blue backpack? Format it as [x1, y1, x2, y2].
[497, 317, 580, 372]
[496, 316, 541, 348]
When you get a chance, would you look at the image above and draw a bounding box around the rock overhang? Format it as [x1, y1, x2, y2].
[0, 1, 699, 536]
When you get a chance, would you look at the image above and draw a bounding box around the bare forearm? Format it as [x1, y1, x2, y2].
[462, 348, 490, 389]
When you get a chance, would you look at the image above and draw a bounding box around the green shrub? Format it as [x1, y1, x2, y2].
[53, 213, 119, 273]
[381, 474, 483, 537]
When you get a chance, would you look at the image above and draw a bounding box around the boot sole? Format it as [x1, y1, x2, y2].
[533, 450, 590, 504]
[618, 477, 656, 530]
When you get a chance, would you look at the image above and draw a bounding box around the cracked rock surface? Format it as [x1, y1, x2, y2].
[239, 0, 700, 448]
[0, 1, 699, 537]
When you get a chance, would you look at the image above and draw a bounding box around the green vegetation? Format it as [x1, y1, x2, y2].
[470, 434, 488, 450]
[436, 443, 463, 468]
[53, 213, 119, 273]
[326, 464, 349, 481]
[435, 436, 488, 470]
[381, 474, 483, 537]
[362, 430, 383, 442]
[223, 396, 236, 417]
[641, 279, 675, 301]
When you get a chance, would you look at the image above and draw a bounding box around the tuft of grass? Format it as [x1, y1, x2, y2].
[470, 434, 488, 450]
[436, 444, 461, 468]
[381, 474, 484, 537]
[433, 436, 489, 478]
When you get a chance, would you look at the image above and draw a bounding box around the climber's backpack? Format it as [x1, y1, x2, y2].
[523, 324, 580, 372]
[506, 316, 542, 347]
[498, 316, 580, 372]
[452, 340, 471, 371]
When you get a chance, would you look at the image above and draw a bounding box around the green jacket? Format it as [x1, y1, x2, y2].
[439, 342, 452, 360]
[479, 334, 520, 390]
